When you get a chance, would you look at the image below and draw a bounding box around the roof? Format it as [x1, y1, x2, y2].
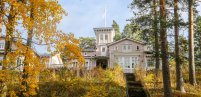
[82, 48, 96, 52]
[93, 27, 114, 30]
[39, 53, 51, 57]
[0, 35, 40, 57]
[107, 38, 145, 46]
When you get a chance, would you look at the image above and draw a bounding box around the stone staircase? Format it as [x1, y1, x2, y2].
[125, 73, 149, 97]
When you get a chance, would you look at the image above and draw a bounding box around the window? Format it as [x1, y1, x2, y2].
[105, 34, 108, 43]
[114, 46, 118, 50]
[135, 57, 138, 65]
[123, 45, 132, 52]
[0, 43, 4, 49]
[17, 57, 24, 67]
[99, 33, 109, 43]
[0, 56, 3, 66]
[118, 57, 123, 67]
[100, 34, 103, 41]
[86, 62, 89, 65]
[128, 45, 131, 50]
[84, 52, 87, 56]
[123, 45, 126, 51]
[102, 47, 106, 52]
[85, 61, 89, 69]
[124, 57, 130, 68]
[105, 34, 108, 41]
[132, 57, 135, 68]
[137, 46, 139, 51]
[147, 59, 154, 67]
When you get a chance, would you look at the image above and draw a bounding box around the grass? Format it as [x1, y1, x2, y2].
[135, 68, 201, 97]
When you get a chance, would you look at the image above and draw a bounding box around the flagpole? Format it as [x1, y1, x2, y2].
[104, 7, 107, 27]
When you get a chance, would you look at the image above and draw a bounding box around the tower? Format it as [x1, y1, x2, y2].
[94, 27, 115, 56]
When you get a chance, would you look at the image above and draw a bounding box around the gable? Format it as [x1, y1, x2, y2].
[107, 38, 145, 53]
[107, 38, 144, 47]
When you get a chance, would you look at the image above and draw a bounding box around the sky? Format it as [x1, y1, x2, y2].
[38, 1, 201, 54]
[58, 0, 133, 38]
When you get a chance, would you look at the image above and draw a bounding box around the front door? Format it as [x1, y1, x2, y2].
[96, 59, 108, 69]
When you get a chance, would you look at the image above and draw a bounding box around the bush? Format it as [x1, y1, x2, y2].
[38, 65, 126, 97]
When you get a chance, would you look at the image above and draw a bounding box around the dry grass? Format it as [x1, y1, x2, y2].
[135, 68, 201, 97]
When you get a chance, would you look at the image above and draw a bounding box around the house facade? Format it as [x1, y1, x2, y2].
[82, 27, 153, 73]
[0, 36, 63, 70]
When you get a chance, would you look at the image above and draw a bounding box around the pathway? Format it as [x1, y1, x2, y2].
[125, 73, 149, 97]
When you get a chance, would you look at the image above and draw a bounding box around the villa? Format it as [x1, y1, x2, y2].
[0, 27, 154, 73]
[81, 27, 153, 73]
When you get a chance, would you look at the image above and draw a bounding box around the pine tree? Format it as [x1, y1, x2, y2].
[160, 0, 173, 96]
[188, 0, 197, 86]
[112, 20, 120, 34]
[153, 0, 160, 73]
[174, 0, 185, 92]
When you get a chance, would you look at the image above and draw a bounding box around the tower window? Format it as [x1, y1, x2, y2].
[100, 34, 103, 40]
[105, 34, 108, 40]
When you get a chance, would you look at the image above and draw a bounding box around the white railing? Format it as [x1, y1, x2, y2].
[48, 64, 64, 68]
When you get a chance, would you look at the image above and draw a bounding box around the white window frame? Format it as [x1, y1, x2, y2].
[118, 56, 138, 69]
[0, 43, 4, 49]
[122, 44, 132, 52]
[101, 46, 107, 56]
[99, 34, 104, 43]
[105, 34, 108, 43]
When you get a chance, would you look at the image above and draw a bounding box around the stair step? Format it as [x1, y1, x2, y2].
[127, 82, 143, 87]
[125, 73, 148, 97]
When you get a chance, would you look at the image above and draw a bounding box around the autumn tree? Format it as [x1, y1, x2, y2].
[12, 0, 66, 96]
[55, 33, 85, 77]
[160, 0, 172, 96]
[0, 0, 4, 35]
[20, 1, 35, 96]
[3, 0, 19, 69]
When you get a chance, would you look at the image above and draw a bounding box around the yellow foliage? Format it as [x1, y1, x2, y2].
[38, 66, 126, 97]
[83, 85, 108, 97]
